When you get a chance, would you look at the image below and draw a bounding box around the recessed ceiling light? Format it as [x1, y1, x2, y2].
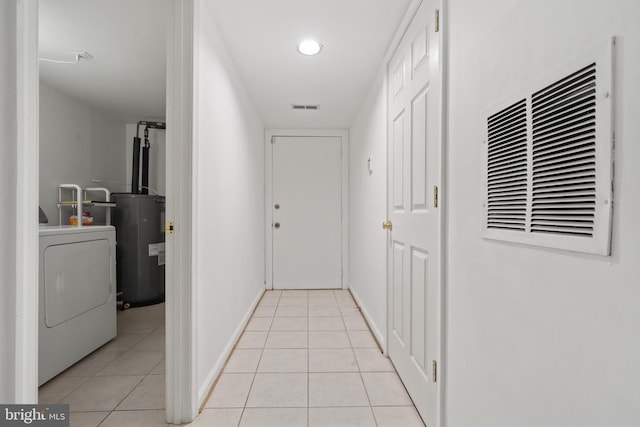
[298, 39, 322, 56]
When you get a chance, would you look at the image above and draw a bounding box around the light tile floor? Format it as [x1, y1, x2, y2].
[197, 289, 425, 427]
[38, 302, 166, 427]
[38, 290, 425, 426]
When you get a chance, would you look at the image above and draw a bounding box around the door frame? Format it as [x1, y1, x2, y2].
[15, 0, 39, 403]
[14, 0, 198, 422]
[382, 0, 448, 426]
[165, 0, 198, 422]
[264, 129, 349, 290]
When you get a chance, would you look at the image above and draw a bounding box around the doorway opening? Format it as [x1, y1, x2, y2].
[37, 0, 170, 422]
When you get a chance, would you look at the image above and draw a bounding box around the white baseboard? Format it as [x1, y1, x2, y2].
[197, 286, 265, 405]
[348, 286, 386, 352]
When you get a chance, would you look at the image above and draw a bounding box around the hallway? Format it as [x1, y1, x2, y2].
[193, 289, 425, 426]
[5, 1, 637, 425]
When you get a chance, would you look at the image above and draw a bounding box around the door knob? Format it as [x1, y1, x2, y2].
[382, 221, 392, 230]
[274, 222, 281, 229]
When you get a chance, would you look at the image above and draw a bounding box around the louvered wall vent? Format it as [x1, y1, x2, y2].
[531, 64, 597, 237]
[482, 39, 614, 255]
[292, 104, 320, 110]
[487, 99, 528, 231]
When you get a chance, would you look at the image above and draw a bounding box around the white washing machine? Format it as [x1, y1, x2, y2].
[38, 225, 117, 385]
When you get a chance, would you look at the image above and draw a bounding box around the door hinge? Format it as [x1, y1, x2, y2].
[432, 360, 438, 382]
[433, 186, 439, 208]
[165, 221, 174, 235]
[435, 9, 440, 32]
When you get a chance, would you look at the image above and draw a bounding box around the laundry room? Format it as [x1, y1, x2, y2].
[37, 0, 169, 412]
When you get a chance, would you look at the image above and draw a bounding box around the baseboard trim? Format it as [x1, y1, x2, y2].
[348, 286, 386, 352]
[197, 286, 265, 409]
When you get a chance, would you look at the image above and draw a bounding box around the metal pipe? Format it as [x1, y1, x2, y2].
[138, 121, 166, 130]
[131, 136, 141, 194]
[141, 127, 150, 195]
[133, 121, 165, 195]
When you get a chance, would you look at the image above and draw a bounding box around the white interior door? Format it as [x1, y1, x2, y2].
[272, 136, 342, 289]
[387, 2, 442, 426]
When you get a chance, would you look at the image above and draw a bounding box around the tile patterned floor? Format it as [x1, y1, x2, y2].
[38, 302, 166, 427]
[38, 290, 425, 426]
[198, 289, 425, 427]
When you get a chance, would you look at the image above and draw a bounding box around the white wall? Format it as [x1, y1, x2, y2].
[125, 124, 166, 195]
[0, 0, 18, 403]
[39, 82, 126, 225]
[446, 2, 640, 426]
[348, 67, 388, 346]
[193, 0, 265, 404]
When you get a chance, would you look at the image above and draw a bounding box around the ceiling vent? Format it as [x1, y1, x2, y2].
[291, 104, 320, 110]
[482, 39, 614, 255]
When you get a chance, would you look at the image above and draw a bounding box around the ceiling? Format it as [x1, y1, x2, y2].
[39, 0, 167, 123]
[206, 0, 412, 128]
[39, 0, 412, 128]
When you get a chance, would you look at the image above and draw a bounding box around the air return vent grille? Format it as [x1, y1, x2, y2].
[531, 64, 597, 236]
[292, 104, 320, 110]
[482, 39, 614, 255]
[487, 99, 528, 231]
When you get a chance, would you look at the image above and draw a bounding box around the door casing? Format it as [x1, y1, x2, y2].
[14, 0, 198, 422]
[15, 0, 39, 403]
[265, 129, 349, 290]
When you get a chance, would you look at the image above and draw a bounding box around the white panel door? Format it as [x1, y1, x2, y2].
[272, 136, 342, 289]
[387, 2, 442, 426]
